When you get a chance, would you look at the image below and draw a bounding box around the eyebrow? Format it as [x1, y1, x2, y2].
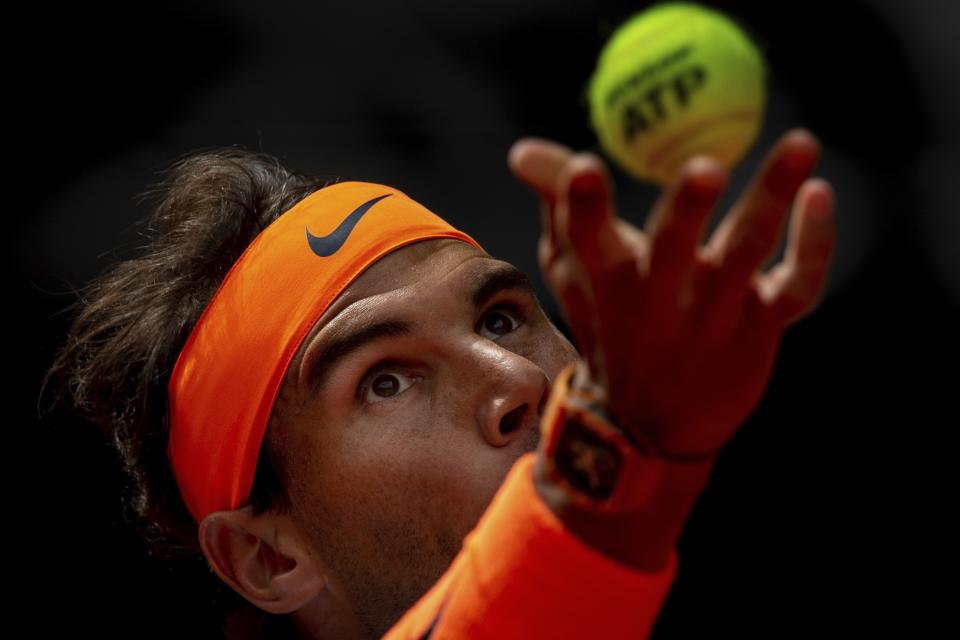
[306, 262, 538, 395]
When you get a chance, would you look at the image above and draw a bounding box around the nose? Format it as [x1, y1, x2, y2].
[474, 348, 552, 449]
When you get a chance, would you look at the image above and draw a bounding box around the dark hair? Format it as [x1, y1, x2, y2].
[39, 147, 344, 638]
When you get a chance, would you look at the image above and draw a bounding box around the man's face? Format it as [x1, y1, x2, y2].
[268, 237, 579, 634]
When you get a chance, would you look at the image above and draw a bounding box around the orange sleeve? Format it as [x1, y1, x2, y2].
[383, 452, 679, 639]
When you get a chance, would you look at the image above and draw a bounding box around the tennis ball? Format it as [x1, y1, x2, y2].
[586, 2, 767, 185]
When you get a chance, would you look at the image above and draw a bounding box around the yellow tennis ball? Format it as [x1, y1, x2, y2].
[587, 1, 767, 185]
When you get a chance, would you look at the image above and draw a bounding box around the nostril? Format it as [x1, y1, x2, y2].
[500, 403, 527, 435]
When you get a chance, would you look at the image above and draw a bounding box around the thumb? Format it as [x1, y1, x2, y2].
[508, 137, 576, 267]
[508, 137, 575, 200]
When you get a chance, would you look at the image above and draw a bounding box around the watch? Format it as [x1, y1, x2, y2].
[540, 360, 663, 515]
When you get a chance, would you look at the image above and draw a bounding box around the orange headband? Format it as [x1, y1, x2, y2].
[167, 180, 485, 523]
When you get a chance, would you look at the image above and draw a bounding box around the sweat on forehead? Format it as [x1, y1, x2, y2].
[166, 180, 485, 523]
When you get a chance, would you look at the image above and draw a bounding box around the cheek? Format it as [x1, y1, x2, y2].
[327, 422, 517, 550]
[296, 408, 462, 510]
[525, 321, 580, 379]
[298, 433, 494, 582]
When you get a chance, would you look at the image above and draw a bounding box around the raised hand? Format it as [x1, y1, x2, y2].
[508, 130, 836, 458]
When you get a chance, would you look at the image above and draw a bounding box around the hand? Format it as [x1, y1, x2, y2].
[508, 130, 836, 457]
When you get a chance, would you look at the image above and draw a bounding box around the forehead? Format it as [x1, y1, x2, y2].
[292, 238, 497, 363]
[325, 237, 487, 320]
[337, 237, 483, 304]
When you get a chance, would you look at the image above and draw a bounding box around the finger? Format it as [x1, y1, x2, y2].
[754, 178, 836, 328]
[552, 217, 647, 388]
[644, 155, 728, 313]
[551, 153, 639, 388]
[615, 217, 650, 259]
[508, 139, 608, 382]
[705, 129, 821, 287]
[508, 137, 575, 250]
[541, 254, 608, 389]
[555, 152, 635, 289]
[697, 129, 821, 343]
[508, 137, 575, 196]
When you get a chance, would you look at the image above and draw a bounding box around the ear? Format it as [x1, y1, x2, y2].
[198, 505, 327, 615]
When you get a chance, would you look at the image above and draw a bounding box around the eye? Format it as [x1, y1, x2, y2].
[359, 368, 420, 405]
[479, 302, 525, 339]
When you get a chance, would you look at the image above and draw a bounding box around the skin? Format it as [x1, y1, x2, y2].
[521, 128, 836, 572]
[513, 129, 836, 456]
[200, 236, 581, 638]
[198, 128, 836, 638]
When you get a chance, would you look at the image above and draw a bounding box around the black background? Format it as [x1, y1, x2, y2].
[21, 0, 957, 636]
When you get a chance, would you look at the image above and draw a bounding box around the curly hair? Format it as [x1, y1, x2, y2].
[39, 147, 345, 638]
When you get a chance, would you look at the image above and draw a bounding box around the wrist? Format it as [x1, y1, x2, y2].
[533, 447, 716, 572]
[534, 360, 721, 570]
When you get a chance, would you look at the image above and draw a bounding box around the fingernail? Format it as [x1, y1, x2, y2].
[789, 127, 820, 149]
[569, 172, 604, 201]
[507, 141, 529, 170]
[809, 191, 828, 221]
[684, 156, 724, 199]
[784, 131, 820, 172]
[686, 154, 720, 174]
[808, 188, 833, 227]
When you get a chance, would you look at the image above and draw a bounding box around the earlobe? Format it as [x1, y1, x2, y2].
[198, 505, 327, 615]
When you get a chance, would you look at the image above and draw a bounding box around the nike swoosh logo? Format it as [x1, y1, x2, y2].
[305, 193, 393, 257]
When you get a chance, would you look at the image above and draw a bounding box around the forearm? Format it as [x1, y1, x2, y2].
[385, 452, 683, 639]
[532, 449, 718, 573]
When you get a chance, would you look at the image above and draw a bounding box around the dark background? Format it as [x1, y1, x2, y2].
[21, 0, 956, 636]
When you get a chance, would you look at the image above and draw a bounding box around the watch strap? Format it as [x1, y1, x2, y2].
[541, 362, 662, 514]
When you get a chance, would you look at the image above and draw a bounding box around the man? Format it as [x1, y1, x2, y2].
[42, 129, 835, 638]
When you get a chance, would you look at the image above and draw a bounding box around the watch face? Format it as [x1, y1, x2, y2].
[555, 416, 623, 500]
